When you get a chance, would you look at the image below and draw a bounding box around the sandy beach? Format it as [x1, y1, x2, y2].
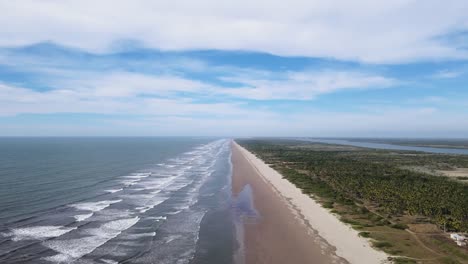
[232, 141, 389, 264]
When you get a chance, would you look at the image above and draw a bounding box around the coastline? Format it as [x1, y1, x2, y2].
[232, 141, 389, 264]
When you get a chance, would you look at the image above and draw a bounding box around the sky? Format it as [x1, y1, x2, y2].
[1, 0, 468, 137]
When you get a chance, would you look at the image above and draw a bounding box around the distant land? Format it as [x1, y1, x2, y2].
[338, 138, 468, 150]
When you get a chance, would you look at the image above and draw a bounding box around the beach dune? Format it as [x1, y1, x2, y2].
[232, 141, 389, 264]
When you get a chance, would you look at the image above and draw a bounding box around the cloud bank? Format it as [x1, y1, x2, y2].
[1, 1, 468, 137]
[1, 0, 468, 63]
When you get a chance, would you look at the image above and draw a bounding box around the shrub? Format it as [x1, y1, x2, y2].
[390, 223, 408, 230]
[373, 241, 393, 248]
[359, 231, 370, 238]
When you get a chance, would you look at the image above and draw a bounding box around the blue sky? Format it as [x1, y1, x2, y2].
[0, 1, 468, 137]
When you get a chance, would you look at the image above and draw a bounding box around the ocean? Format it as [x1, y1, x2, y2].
[0, 137, 235, 264]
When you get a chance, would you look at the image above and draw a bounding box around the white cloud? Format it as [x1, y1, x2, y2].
[0, 67, 395, 130]
[3, 105, 466, 137]
[1, 0, 468, 63]
[0, 80, 262, 117]
[433, 69, 464, 79]
[2, 79, 467, 137]
[220, 70, 395, 100]
[0, 66, 394, 113]
[56, 72, 217, 98]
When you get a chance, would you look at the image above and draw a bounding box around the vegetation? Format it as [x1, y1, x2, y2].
[392, 257, 417, 264]
[373, 241, 394, 248]
[359, 231, 371, 238]
[391, 223, 409, 230]
[237, 139, 468, 263]
[238, 139, 468, 231]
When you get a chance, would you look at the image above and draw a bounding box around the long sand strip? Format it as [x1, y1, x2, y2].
[233, 141, 389, 264]
[231, 142, 346, 264]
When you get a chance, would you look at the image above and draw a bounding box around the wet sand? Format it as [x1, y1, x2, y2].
[231, 142, 347, 264]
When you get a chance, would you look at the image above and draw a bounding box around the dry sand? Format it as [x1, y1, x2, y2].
[232, 141, 389, 264]
[438, 168, 468, 178]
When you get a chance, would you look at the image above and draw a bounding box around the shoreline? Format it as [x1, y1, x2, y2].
[231, 141, 346, 264]
[232, 141, 389, 264]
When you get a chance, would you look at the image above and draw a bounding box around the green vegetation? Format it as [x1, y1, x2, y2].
[373, 241, 394, 248]
[391, 223, 409, 230]
[238, 139, 468, 231]
[359, 231, 371, 238]
[322, 201, 334, 208]
[237, 139, 468, 263]
[392, 257, 417, 264]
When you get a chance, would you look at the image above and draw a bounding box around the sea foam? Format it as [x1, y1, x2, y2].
[9, 226, 77, 241]
[74, 213, 93, 222]
[43, 217, 140, 263]
[105, 188, 123, 194]
[69, 199, 122, 212]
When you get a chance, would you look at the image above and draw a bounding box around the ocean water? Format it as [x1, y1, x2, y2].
[0, 137, 235, 264]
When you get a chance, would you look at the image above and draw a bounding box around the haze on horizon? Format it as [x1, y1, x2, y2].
[1, 0, 468, 137]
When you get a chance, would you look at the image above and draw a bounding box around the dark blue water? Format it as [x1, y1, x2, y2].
[0, 137, 235, 264]
[304, 138, 468, 155]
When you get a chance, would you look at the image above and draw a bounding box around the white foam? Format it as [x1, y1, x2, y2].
[43, 217, 140, 263]
[105, 188, 123, 193]
[74, 213, 93, 222]
[165, 179, 194, 191]
[166, 210, 182, 215]
[122, 174, 149, 179]
[120, 179, 140, 186]
[95, 217, 140, 235]
[135, 206, 150, 213]
[130, 187, 146, 191]
[150, 190, 162, 195]
[165, 234, 182, 243]
[137, 176, 177, 192]
[135, 199, 165, 213]
[147, 216, 167, 221]
[126, 232, 156, 239]
[69, 199, 122, 212]
[101, 259, 118, 264]
[9, 226, 77, 241]
[120, 193, 154, 200]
